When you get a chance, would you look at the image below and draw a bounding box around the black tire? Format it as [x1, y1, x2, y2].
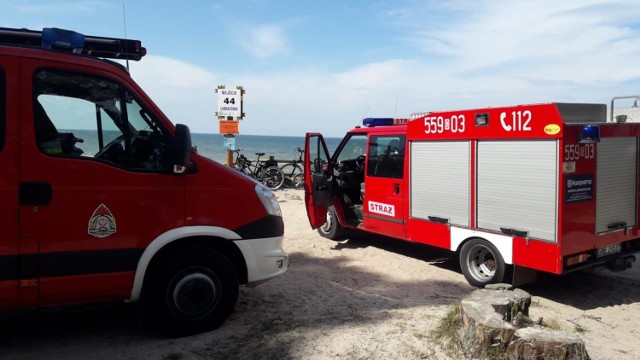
[459, 239, 506, 287]
[317, 206, 346, 240]
[261, 166, 285, 190]
[280, 164, 304, 188]
[144, 247, 239, 336]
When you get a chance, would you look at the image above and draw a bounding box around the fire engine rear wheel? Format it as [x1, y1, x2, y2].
[145, 247, 239, 336]
[318, 206, 346, 240]
[459, 239, 506, 288]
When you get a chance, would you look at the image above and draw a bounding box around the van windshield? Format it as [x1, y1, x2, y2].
[33, 69, 170, 171]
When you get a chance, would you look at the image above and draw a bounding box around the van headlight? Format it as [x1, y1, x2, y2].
[255, 184, 282, 217]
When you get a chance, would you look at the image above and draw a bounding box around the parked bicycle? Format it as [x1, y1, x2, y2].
[280, 147, 304, 188]
[233, 149, 285, 190]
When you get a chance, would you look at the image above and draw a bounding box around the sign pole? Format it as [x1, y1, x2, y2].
[226, 135, 233, 167]
[215, 85, 244, 167]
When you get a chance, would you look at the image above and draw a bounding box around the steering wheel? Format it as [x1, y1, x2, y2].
[355, 155, 366, 169]
[95, 135, 124, 160]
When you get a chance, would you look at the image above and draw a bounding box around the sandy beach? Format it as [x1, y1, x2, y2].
[1, 188, 639, 359]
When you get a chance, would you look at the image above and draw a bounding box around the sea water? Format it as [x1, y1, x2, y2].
[192, 133, 342, 164]
[67, 130, 342, 164]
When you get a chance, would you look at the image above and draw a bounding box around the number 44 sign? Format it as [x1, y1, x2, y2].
[217, 87, 243, 118]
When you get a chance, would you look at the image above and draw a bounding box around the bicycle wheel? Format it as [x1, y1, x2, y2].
[261, 166, 285, 190]
[280, 163, 304, 188]
[234, 156, 249, 174]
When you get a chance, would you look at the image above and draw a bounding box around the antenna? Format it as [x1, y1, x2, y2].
[122, 3, 129, 71]
[393, 97, 398, 118]
[355, 106, 369, 128]
[361, 106, 369, 119]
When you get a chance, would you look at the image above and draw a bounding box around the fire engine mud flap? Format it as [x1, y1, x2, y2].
[605, 254, 636, 272]
[512, 265, 538, 287]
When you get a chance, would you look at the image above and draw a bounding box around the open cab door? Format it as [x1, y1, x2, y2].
[304, 133, 333, 229]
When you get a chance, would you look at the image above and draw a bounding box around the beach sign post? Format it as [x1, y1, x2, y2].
[215, 85, 245, 166]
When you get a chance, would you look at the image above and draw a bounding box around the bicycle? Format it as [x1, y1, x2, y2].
[233, 149, 285, 190]
[280, 147, 304, 188]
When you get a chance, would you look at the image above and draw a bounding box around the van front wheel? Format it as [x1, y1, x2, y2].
[459, 239, 506, 288]
[145, 248, 239, 336]
[318, 206, 346, 240]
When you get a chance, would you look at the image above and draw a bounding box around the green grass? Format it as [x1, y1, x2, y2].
[542, 318, 564, 331]
[430, 305, 462, 358]
[574, 324, 588, 333]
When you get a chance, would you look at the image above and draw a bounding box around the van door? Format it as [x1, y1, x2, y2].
[19, 63, 185, 304]
[0, 57, 20, 306]
[304, 133, 332, 228]
[362, 135, 407, 239]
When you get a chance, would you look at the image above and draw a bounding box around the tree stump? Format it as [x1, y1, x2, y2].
[508, 328, 590, 360]
[458, 285, 589, 359]
[460, 285, 530, 357]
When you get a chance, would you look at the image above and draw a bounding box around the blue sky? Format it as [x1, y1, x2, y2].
[3, 0, 640, 137]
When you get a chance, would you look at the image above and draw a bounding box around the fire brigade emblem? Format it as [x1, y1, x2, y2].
[88, 204, 117, 238]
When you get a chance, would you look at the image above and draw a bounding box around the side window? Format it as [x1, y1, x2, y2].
[0, 68, 5, 151]
[309, 135, 330, 174]
[33, 69, 169, 171]
[332, 134, 367, 179]
[367, 135, 406, 179]
[335, 134, 367, 164]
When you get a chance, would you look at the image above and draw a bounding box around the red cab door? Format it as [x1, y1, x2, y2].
[19, 60, 185, 304]
[362, 135, 407, 239]
[304, 133, 333, 229]
[0, 54, 20, 306]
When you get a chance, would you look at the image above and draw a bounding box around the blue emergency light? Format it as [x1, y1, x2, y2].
[362, 118, 395, 127]
[0, 27, 146, 60]
[579, 125, 600, 143]
[42, 28, 84, 54]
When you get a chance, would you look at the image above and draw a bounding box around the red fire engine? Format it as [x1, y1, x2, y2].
[0, 27, 288, 335]
[305, 103, 639, 287]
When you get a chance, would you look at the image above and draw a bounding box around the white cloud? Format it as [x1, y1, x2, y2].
[129, 55, 216, 89]
[125, 48, 639, 137]
[127, 55, 218, 129]
[111, 0, 640, 137]
[408, 0, 640, 84]
[240, 25, 290, 59]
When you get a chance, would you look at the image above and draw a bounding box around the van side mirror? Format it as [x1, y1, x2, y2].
[168, 124, 192, 170]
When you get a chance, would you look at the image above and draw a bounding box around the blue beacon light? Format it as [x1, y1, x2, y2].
[41, 28, 85, 54]
[362, 118, 395, 127]
[579, 125, 600, 143]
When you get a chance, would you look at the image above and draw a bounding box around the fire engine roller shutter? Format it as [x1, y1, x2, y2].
[596, 137, 637, 233]
[477, 140, 558, 242]
[410, 141, 470, 227]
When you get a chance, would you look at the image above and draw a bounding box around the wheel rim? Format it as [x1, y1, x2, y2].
[320, 210, 333, 233]
[281, 165, 303, 188]
[172, 271, 219, 319]
[292, 173, 303, 188]
[263, 168, 284, 190]
[275, 171, 284, 188]
[262, 171, 274, 188]
[465, 244, 496, 282]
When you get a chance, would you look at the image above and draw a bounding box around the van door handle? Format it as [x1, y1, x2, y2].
[393, 183, 400, 195]
[500, 227, 529, 238]
[607, 221, 627, 230]
[19, 182, 52, 205]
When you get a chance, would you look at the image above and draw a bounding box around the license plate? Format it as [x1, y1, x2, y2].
[596, 243, 622, 258]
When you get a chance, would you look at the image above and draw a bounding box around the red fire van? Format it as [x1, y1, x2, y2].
[305, 104, 639, 287]
[0, 27, 288, 335]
